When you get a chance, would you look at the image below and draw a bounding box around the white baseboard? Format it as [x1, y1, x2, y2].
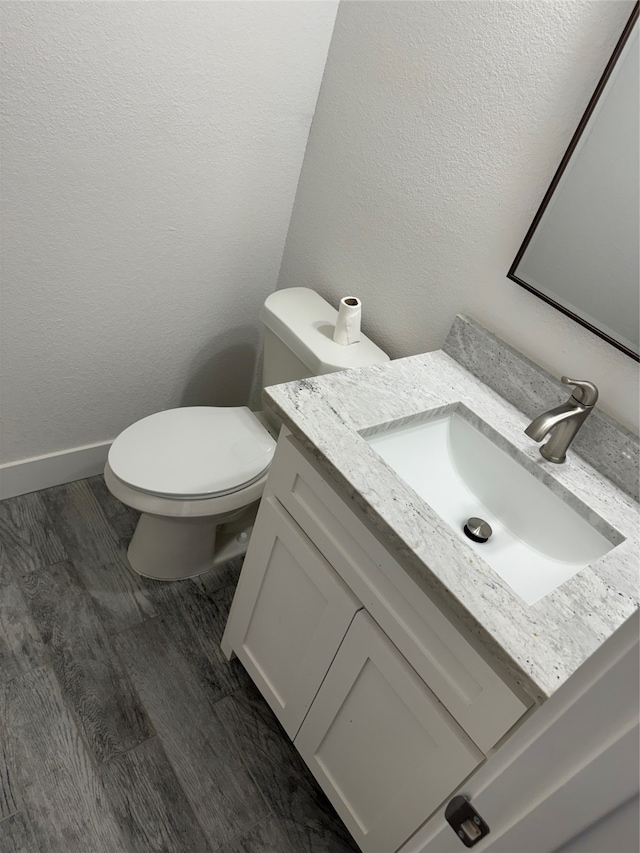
[0, 441, 112, 500]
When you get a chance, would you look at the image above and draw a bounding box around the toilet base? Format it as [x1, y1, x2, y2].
[127, 504, 258, 581]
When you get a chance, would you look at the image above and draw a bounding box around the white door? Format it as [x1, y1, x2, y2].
[221, 496, 361, 737]
[295, 610, 483, 853]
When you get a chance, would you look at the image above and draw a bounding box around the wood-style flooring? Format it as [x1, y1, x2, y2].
[0, 476, 358, 853]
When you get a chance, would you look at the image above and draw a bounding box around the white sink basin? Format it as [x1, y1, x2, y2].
[365, 407, 618, 605]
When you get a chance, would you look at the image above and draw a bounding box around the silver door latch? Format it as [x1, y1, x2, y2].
[445, 795, 490, 848]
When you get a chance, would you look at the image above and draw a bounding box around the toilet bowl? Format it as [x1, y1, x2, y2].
[106, 406, 277, 580]
[105, 287, 390, 581]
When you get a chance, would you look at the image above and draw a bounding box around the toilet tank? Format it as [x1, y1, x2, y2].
[259, 288, 390, 388]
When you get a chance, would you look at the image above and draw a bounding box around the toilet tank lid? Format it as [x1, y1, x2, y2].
[260, 287, 390, 375]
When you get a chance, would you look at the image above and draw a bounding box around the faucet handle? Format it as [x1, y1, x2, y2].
[561, 376, 599, 406]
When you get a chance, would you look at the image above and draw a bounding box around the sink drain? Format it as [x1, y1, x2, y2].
[463, 517, 492, 543]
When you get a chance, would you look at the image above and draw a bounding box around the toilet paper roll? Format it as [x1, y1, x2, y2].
[333, 296, 362, 345]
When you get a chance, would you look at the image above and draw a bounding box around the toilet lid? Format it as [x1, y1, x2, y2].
[108, 407, 277, 498]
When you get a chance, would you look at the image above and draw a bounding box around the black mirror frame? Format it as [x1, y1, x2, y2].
[507, 3, 639, 363]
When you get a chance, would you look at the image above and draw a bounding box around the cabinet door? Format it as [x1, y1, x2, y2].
[222, 496, 361, 738]
[295, 611, 483, 853]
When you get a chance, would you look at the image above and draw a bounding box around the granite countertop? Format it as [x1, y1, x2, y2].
[264, 346, 639, 703]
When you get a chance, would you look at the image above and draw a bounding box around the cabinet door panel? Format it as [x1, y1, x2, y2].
[295, 611, 482, 853]
[222, 496, 361, 737]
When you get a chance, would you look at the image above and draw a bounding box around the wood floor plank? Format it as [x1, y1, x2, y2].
[0, 738, 21, 821]
[2, 665, 127, 853]
[99, 736, 213, 853]
[41, 480, 156, 633]
[0, 578, 45, 684]
[18, 560, 153, 765]
[190, 556, 243, 597]
[1, 480, 363, 851]
[0, 492, 67, 575]
[87, 475, 140, 544]
[218, 817, 293, 853]
[216, 683, 358, 853]
[147, 575, 250, 704]
[0, 812, 37, 853]
[115, 618, 269, 850]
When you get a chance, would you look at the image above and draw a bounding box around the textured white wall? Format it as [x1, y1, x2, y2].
[0, 1, 337, 464]
[277, 1, 639, 433]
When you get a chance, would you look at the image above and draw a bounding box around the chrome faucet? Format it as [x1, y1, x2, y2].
[525, 377, 598, 463]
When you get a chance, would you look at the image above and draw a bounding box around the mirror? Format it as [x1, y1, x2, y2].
[508, 5, 639, 361]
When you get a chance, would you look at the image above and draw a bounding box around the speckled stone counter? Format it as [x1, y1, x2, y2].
[263, 323, 639, 703]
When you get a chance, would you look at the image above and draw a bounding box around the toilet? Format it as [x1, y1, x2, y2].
[105, 287, 390, 580]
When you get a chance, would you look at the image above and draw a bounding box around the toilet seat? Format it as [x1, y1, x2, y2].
[108, 406, 277, 499]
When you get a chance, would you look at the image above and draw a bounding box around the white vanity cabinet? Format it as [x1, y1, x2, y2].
[222, 430, 532, 853]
